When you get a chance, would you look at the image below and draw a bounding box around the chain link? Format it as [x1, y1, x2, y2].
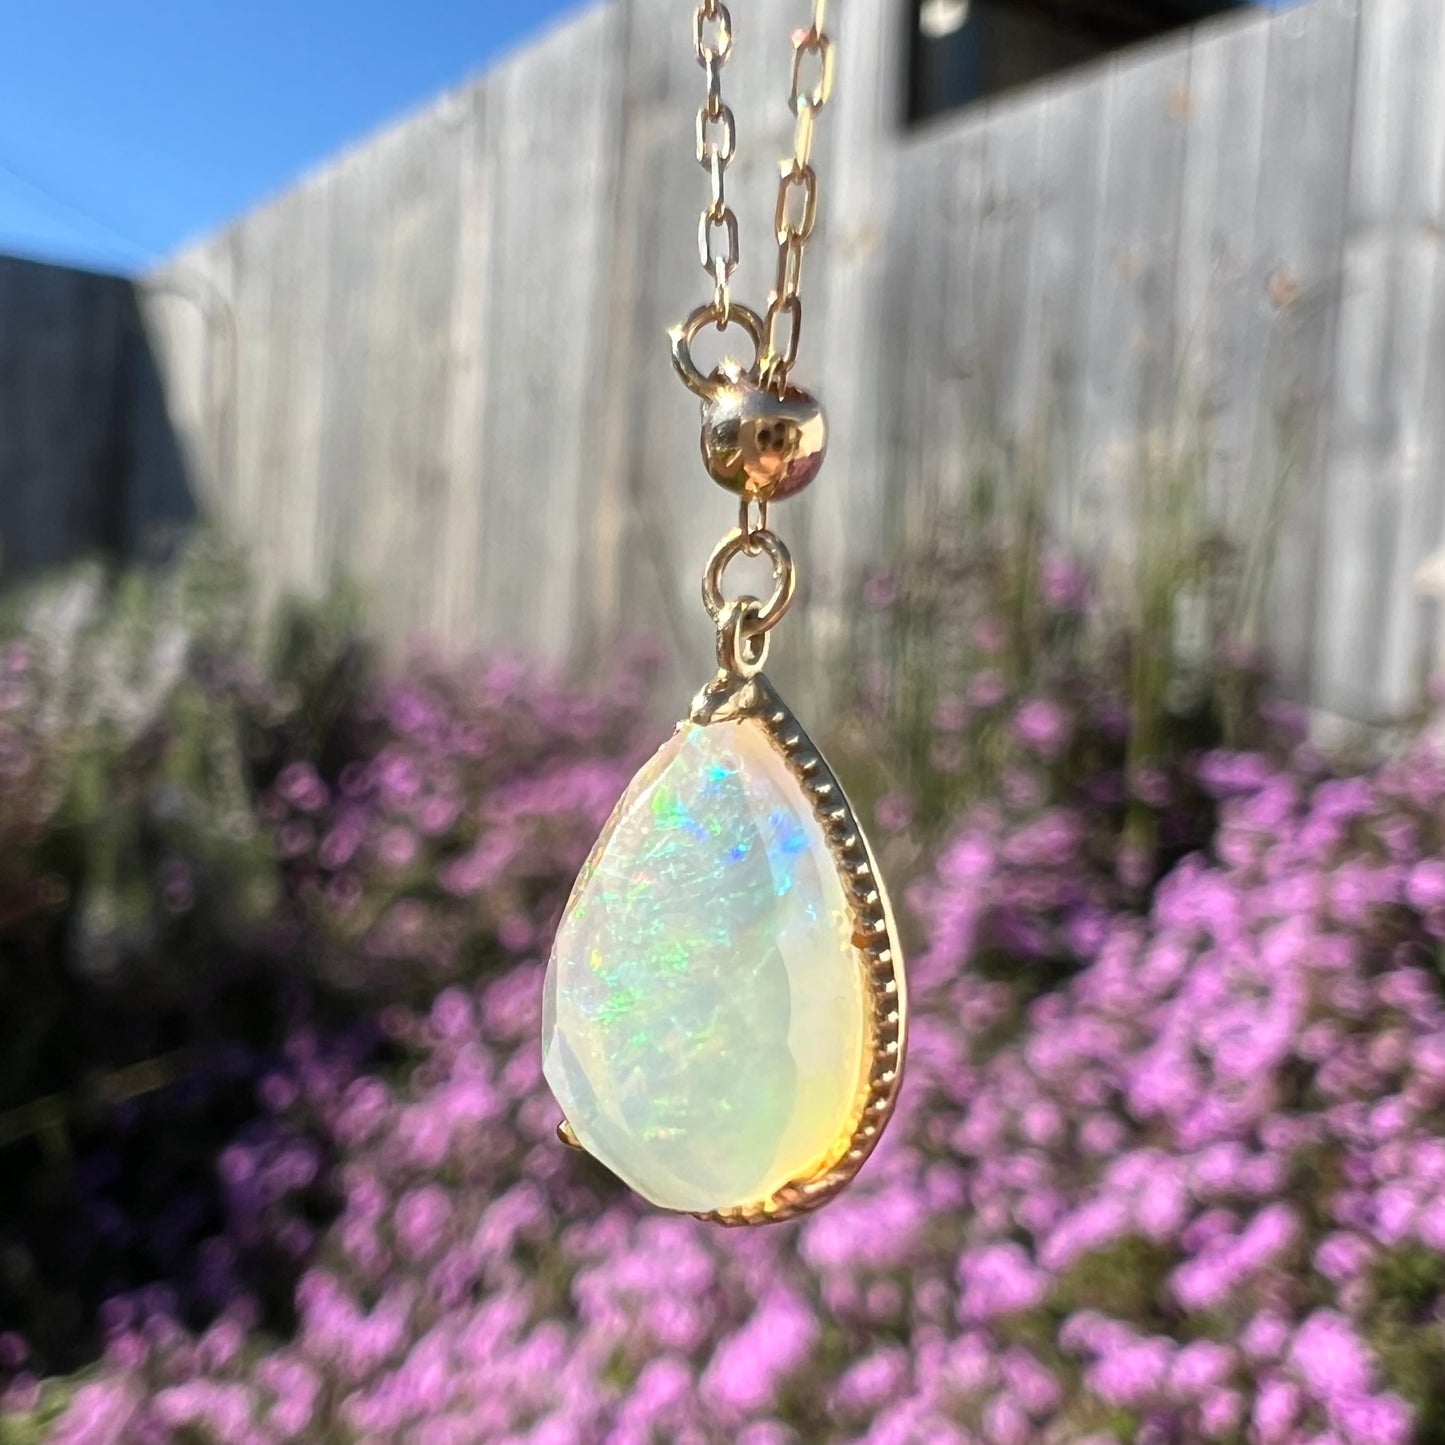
[686, 1, 833, 392]
[761, 0, 833, 395]
[693, 1, 739, 324]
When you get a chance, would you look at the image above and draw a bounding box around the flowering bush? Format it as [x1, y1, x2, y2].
[841, 510, 1300, 996]
[13, 719, 1445, 1444]
[5, 535, 1445, 1444]
[0, 549, 329, 1379]
[893, 723, 1445, 1443]
[0, 548, 654, 1386]
[264, 643, 661, 1001]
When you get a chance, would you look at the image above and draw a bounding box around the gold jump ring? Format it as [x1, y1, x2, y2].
[702, 525, 795, 635]
[669, 302, 764, 397]
[714, 597, 770, 678]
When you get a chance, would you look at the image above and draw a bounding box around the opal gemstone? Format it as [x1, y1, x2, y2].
[542, 716, 867, 1213]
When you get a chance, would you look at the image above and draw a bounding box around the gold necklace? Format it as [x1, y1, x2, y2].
[541, 2, 907, 1225]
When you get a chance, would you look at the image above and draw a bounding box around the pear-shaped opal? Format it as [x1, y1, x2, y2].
[542, 715, 868, 1213]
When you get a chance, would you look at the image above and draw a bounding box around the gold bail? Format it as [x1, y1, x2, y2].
[698, 362, 828, 502]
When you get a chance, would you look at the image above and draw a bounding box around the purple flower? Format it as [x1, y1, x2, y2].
[393, 1185, 453, 1262]
[1013, 699, 1074, 760]
[1289, 1310, 1375, 1403]
[875, 791, 915, 836]
[1086, 1336, 1173, 1407]
[1329, 1392, 1412, 1445]
[701, 1291, 818, 1416]
[1042, 555, 1089, 611]
[833, 1347, 909, 1413]
[863, 570, 899, 610]
[276, 761, 329, 812]
[968, 669, 1007, 710]
[1406, 859, 1445, 911]
[1253, 1378, 1301, 1442]
[958, 1243, 1048, 1321]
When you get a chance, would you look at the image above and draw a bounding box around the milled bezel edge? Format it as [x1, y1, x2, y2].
[682, 667, 909, 1226]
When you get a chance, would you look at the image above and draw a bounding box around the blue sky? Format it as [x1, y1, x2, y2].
[0, 1, 586, 275]
[0, 1, 1296, 277]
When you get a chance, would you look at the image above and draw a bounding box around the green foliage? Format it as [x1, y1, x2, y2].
[0, 540, 376, 1374]
[1364, 1246, 1445, 1444]
[0, 540, 665, 1380]
[0, 536, 370, 1120]
[836, 437, 1079, 841]
[833, 418, 1294, 898]
[0, 1378, 74, 1445]
[1052, 1236, 1179, 1333]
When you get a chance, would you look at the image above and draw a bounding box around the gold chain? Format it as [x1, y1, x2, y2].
[762, 2, 833, 394]
[682, 2, 834, 678]
[689, 0, 834, 395]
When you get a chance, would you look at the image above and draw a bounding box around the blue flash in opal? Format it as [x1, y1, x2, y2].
[772, 809, 808, 855]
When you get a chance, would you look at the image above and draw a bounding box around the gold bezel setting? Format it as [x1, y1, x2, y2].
[557, 667, 908, 1226]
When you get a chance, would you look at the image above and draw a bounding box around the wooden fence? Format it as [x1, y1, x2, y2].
[24, 0, 1445, 720]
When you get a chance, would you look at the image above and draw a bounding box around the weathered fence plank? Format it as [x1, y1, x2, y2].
[1080, 39, 1194, 544]
[1379, 0, 1445, 701]
[435, 81, 497, 644]
[1173, 9, 1270, 531]
[804, 0, 908, 689]
[965, 87, 1051, 501]
[1314, 0, 1445, 717]
[475, 8, 623, 663]
[1032, 68, 1111, 540]
[1237, 0, 1357, 701]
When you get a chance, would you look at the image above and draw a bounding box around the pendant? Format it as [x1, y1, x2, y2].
[542, 334, 905, 1223]
[541, 661, 907, 1224]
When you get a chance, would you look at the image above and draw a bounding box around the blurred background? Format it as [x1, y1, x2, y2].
[5, 0, 1445, 1441]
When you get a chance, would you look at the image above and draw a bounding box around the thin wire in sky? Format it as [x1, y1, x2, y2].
[0, 149, 158, 268]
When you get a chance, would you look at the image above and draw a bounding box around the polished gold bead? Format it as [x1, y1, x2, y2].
[698, 364, 827, 502]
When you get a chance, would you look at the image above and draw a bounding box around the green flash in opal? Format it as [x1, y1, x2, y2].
[541, 718, 869, 1214]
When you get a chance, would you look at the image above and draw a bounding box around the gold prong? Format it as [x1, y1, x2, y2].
[557, 1119, 584, 1150]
